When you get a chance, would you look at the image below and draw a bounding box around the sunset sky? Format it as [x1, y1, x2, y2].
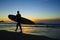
[0, 0, 60, 22]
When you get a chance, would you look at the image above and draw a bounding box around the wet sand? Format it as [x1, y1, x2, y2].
[0, 30, 59, 40]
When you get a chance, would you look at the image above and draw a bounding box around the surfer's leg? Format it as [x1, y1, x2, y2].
[15, 23, 18, 32]
[19, 24, 22, 33]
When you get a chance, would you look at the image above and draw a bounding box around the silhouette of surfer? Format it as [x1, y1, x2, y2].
[15, 11, 22, 33]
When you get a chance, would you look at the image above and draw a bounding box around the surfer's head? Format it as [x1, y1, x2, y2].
[17, 11, 19, 14]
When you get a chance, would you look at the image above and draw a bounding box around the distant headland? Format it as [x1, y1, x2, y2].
[0, 20, 5, 23]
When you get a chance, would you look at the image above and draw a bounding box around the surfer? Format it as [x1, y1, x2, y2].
[15, 11, 22, 33]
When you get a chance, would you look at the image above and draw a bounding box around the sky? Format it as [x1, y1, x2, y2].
[0, 0, 60, 22]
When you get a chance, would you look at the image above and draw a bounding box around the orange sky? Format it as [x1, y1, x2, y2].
[0, 17, 60, 22]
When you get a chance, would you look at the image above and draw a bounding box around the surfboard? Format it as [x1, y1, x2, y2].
[8, 15, 35, 24]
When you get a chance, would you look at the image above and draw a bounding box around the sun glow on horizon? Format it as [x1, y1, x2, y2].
[0, 17, 60, 22]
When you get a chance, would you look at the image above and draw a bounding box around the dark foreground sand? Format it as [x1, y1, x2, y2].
[0, 30, 59, 40]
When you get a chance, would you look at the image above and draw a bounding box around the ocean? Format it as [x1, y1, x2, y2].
[0, 22, 60, 39]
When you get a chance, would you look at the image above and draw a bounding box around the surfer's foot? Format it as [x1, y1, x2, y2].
[15, 30, 17, 32]
[20, 31, 22, 33]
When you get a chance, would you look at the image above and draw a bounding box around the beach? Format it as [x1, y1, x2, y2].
[0, 23, 60, 40]
[0, 30, 59, 40]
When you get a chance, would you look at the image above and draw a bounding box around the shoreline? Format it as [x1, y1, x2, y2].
[0, 30, 59, 40]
